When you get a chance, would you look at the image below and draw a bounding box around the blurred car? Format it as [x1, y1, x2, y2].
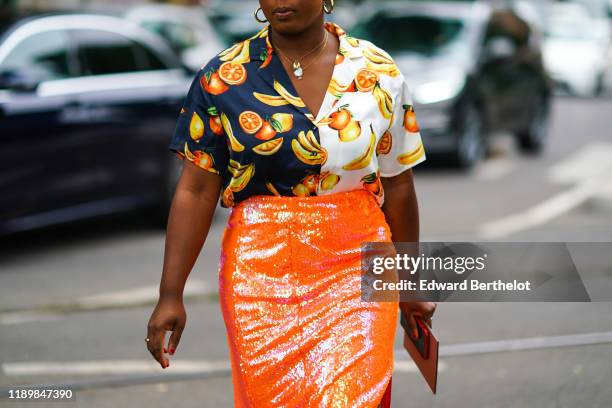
[542, 2, 611, 96]
[0, 13, 192, 234]
[351, 1, 552, 168]
[124, 4, 224, 73]
[207, 0, 263, 45]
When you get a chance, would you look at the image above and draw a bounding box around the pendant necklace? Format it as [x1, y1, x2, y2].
[273, 30, 329, 80]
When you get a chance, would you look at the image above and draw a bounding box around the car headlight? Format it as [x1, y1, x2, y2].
[414, 75, 465, 105]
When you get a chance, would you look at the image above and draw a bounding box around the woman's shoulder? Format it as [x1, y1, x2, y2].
[344, 34, 406, 89]
[205, 24, 270, 69]
[188, 37, 253, 98]
[193, 31, 265, 86]
[196, 40, 245, 74]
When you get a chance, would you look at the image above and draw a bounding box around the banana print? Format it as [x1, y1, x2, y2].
[220, 112, 245, 152]
[219, 39, 250, 64]
[342, 124, 377, 171]
[363, 46, 401, 77]
[372, 84, 394, 120]
[397, 141, 425, 166]
[168, 21, 425, 208]
[327, 77, 355, 98]
[292, 130, 327, 166]
[273, 79, 306, 108]
[228, 161, 255, 192]
[253, 92, 290, 106]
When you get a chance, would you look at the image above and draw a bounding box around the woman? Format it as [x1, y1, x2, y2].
[146, 0, 436, 406]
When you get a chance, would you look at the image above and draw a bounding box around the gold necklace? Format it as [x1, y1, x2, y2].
[273, 30, 329, 80]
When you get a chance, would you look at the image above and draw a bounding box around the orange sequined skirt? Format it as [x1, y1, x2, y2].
[218, 189, 398, 407]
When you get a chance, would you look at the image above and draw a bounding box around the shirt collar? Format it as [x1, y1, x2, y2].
[247, 21, 363, 64]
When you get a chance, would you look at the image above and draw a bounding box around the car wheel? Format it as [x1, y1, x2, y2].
[449, 103, 486, 169]
[516, 94, 549, 154]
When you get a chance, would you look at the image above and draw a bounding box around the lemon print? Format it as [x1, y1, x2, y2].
[189, 112, 204, 141]
[320, 173, 340, 190]
[270, 113, 294, 132]
[342, 124, 377, 170]
[292, 183, 310, 197]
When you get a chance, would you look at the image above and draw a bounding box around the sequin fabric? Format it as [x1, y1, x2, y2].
[218, 188, 398, 407]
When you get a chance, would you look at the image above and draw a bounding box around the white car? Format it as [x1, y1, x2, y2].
[542, 3, 611, 96]
[125, 4, 225, 73]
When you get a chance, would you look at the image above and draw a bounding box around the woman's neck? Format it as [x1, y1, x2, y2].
[269, 18, 328, 57]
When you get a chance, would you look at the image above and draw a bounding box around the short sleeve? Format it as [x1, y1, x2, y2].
[378, 73, 426, 177]
[168, 67, 229, 176]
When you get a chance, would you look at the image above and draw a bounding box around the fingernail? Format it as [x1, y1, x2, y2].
[169, 348, 175, 355]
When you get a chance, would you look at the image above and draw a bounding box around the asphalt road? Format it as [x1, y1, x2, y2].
[1, 93, 612, 407]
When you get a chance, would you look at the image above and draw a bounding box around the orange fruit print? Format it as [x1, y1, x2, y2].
[206, 106, 224, 135]
[239, 111, 263, 134]
[376, 130, 392, 155]
[255, 121, 277, 141]
[403, 104, 420, 132]
[355, 68, 379, 92]
[201, 70, 229, 95]
[329, 106, 352, 130]
[219, 61, 247, 85]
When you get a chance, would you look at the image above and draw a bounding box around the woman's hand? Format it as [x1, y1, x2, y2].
[146, 297, 186, 369]
[146, 160, 219, 369]
[399, 301, 436, 339]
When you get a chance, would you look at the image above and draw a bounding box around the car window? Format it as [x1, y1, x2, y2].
[1, 30, 71, 82]
[140, 20, 197, 53]
[359, 13, 468, 57]
[74, 29, 141, 75]
[133, 40, 170, 70]
[73, 29, 171, 75]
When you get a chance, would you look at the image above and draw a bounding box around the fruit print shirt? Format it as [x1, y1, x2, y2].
[168, 21, 426, 208]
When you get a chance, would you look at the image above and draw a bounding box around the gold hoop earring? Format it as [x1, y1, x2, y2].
[254, 7, 268, 23]
[323, 0, 334, 14]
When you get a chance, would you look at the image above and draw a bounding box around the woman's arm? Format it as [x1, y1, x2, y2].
[381, 169, 436, 338]
[147, 159, 222, 369]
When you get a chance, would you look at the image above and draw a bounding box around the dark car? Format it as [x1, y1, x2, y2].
[0, 13, 192, 234]
[351, 1, 553, 168]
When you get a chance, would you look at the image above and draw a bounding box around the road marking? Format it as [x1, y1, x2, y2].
[0, 280, 215, 325]
[3, 330, 611, 380]
[548, 142, 612, 184]
[394, 359, 447, 373]
[478, 177, 607, 238]
[473, 157, 517, 181]
[435, 330, 612, 357]
[0, 311, 61, 325]
[75, 280, 212, 310]
[0, 359, 446, 376]
[2, 360, 230, 376]
[478, 141, 612, 238]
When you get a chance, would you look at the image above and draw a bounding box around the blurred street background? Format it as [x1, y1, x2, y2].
[1, 0, 612, 406]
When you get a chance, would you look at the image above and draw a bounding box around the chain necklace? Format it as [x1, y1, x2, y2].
[272, 30, 329, 80]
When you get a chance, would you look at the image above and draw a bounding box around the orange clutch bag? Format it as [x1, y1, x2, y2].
[400, 314, 439, 394]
